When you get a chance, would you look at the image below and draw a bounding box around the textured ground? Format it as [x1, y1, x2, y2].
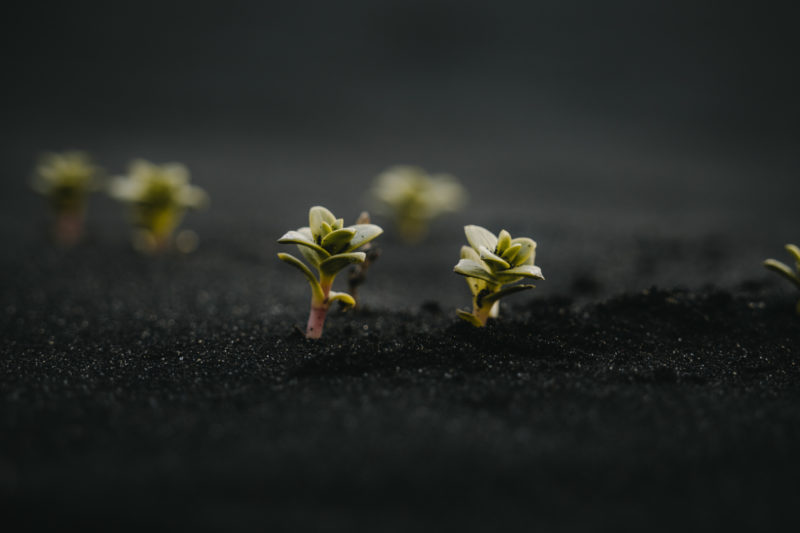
[2, 240, 799, 531]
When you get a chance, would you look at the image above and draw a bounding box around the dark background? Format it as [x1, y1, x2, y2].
[2, 0, 799, 306]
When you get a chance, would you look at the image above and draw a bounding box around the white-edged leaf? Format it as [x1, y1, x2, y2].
[278, 230, 331, 258]
[495, 264, 544, 284]
[460, 246, 487, 268]
[297, 243, 325, 267]
[321, 228, 356, 253]
[509, 237, 536, 265]
[328, 290, 356, 308]
[309, 206, 336, 240]
[453, 259, 497, 284]
[456, 309, 484, 327]
[345, 224, 383, 252]
[464, 225, 497, 253]
[277, 253, 324, 302]
[482, 284, 536, 305]
[479, 245, 511, 270]
[764, 259, 800, 288]
[319, 252, 366, 276]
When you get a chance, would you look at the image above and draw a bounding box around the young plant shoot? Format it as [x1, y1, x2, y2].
[453, 225, 544, 327]
[370, 166, 467, 243]
[278, 206, 383, 339]
[764, 244, 800, 314]
[109, 159, 208, 253]
[31, 151, 102, 246]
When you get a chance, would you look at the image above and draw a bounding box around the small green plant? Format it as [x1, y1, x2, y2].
[370, 165, 467, 243]
[278, 206, 383, 339]
[453, 225, 544, 327]
[109, 159, 208, 253]
[764, 244, 800, 314]
[31, 151, 102, 246]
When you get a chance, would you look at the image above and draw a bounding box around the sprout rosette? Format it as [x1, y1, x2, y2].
[764, 244, 800, 314]
[278, 206, 383, 338]
[370, 166, 467, 243]
[32, 151, 104, 245]
[454, 225, 544, 326]
[109, 159, 208, 252]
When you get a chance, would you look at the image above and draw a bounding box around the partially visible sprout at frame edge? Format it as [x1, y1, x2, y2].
[453, 225, 544, 327]
[108, 159, 208, 254]
[370, 165, 467, 243]
[31, 151, 102, 246]
[278, 206, 383, 339]
[764, 244, 800, 314]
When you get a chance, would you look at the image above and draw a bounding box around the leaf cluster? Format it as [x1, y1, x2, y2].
[278, 206, 383, 307]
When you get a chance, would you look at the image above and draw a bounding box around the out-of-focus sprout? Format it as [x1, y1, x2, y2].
[347, 211, 381, 308]
[370, 165, 467, 243]
[31, 151, 102, 246]
[453, 225, 544, 327]
[278, 206, 383, 339]
[109, 159, 208, 253]
[764, 244, 800, 314]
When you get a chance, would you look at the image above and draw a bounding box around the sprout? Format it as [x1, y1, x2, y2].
[764, 244, 800, 314]
[347, 211, 381, 308]
[370, 165, 467, 243]
[278, 206, 383, 339]
[31, 151, 102, 246]
[453, 225, 544, 327]
[109, 159, 208, 253]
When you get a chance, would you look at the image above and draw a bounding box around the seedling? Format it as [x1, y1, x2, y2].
[347, 211, 382, 308]
[278, 206, 383, 338]
[453, 225, 544, 327]
[31, 151, 102, 246]
[370, 165, 467, 243]
[764, 244, 800, 314]
[109, 159, 208, 253]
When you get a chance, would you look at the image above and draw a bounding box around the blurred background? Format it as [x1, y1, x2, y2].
[2, 0, 799, 308]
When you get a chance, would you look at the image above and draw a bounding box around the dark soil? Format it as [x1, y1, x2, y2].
[2, 245, 799, 531]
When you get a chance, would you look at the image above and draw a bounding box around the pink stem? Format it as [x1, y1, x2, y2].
[305, 305, 328, 339]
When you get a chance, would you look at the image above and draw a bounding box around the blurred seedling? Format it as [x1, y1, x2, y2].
[370, 165, 467, 243]
[109, 159, 208, 254]
[453, 225, 544, 327]
[31, 151, 102, 246]
[347, 211, 382, 308]
[764, 244, 800, 314]
[278, 206, 383, 339]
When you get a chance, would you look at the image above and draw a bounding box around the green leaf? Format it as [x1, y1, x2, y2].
[454, 259, 497, 283]
[456, 309, 484, 327]
[332, 218, 345, 231]
[479, 246, 511, 270]
[345, 224, 383, 252]
[465, 271, 488, 297]
[464, 225, 497, 253]
[277, 253, 324, 302]
[764, 259, 800, 288]
[460, 245, 482, 262]
[309, 206, 336, 240]
[786, 244, 800, 270]
[297, 243, 325, 267]
[321, 228, 356, 254]
[494, 265, 543, 284]
[328, 290, 356, 308]
[509, 237, 536, 266]
[278, 230, 331, 258]
[501, 243, 522, 263]
[482, 284, 536, 305]
[319, 252, 366, 276]
[496, 230, 512, 254]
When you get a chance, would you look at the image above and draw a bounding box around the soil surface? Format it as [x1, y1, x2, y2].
[2, 242, 799, 531]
